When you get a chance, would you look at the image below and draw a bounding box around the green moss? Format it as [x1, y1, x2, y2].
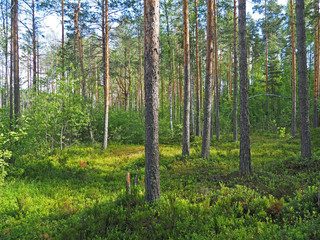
[1, 131, 320, 239]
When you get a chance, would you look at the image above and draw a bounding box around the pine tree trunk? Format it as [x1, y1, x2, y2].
[290, 0, 296, 137]
[9, 7, 13, 128]
[195, 0, 200, 136]
[140, 36, 144, 122]
[239, 0, 252, 176]
[164, 2, 173, 135]
[94, 50, 98, 103]
[173, 48, 176, 121]
[32, 0, 37, 92]
[62, 0, 65, 80]
[296, 0, 312, 159]
[265, 0, 269, 120]
[144, 0, 161, 203]
[103, 0, 109, 150]
[182, 0, 190, 156]
[233, 0, 238, 142]
[214, 0, 220, 141]
[314, 0, 319, 128]
[13, 0, 20, 120]
[75, 0, 86, 99]
[179, 47, 183, 123]
[201, 0, 213, 159]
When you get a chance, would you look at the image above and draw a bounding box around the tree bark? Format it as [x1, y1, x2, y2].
[9, 0, 13, 127]
[144, 0, 161, 203]
[61, 0, 65, 80]
[164, 1, 173, 135]
[290, 0, 296, 137]
[195, 0, 200, 136]
[179, 46, 183, 123]
[103, 0, 109, 150]
[265, 0, 269, 119]
[2, 0, 9, 107]
[214, 0, 220, 141]
[201, 0, 213, 159]
[75, 0, 86, 99]
[314, 0, 319, 128]
[182, 0, 191, 156]
[13, 0, 20, 120]
[239, 0, 252, 176]
[296, 0, 312, 159]
[233, 0, 238, 142]
[228, 49, 232, 97]
[32, 0, 37, 92]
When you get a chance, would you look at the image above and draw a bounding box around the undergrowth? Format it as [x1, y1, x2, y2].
[1, 129, 320, 239]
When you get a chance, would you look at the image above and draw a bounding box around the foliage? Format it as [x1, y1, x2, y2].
[101, 109, 144, 144]
[1, 131, 320, 238]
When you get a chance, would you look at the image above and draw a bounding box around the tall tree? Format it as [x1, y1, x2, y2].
[144, 0, 161, 203]
[201, 0, 213, 159]
[182, 0, 190, 156]
[32, 0, 37, 92]
[290, 0, 296, 137]
[296, 0, 312, 158]
[233, 0, 238, 142]
[103, 0, 109, 150]
[1, 0, 9, 107]
[265, 0, 269, 119]
[12, 0, 20, 120]
[164, 0, 173, 135]
[214, 0, 220, 141]
[313, 0, 319, 128]
[195, 0, 200, 136]
[61, 0, 65, 79]
[75, 0, 86, 98]
[239, 0, 251, 175]
[9, 0, 13, 126]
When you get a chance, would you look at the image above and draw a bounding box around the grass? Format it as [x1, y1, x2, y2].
[1, 129, 320, 239]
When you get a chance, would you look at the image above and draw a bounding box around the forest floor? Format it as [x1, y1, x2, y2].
[1, 129, 320, 239]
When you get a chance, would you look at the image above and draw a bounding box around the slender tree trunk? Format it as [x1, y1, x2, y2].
[3, 0, 9, 107]
[127, 54, 131, 111]
[314, 0, 319, 128]
[103, 0, 109, 150]
[239, 0, 252, 176]
[139, 25, 144, 122]
[173, 48, 176, 120]
[9, 0, 13, 127]
[182, 0, 190, 156]
[94, 50, 98, 103]
[296, 0, 312, 158]
[13, 0, 19, 120]
[228, 49, 232, 97]
[191, 61, 195, 135]
[144, 0, 161, 203]
[201, 0, 213, 159]
[161, 65, 164, 119]
[37, 38, 40, 91]
[265, 0, 269, 119]
[32, 0, 37, 92]
[290, 0, 297, 136]
[200, 46, 203, 111]
[195, 0, 200, 136]
[62, 0, 65, 80]
[75, 0, 86, 98]
[164, 1, 173, 135]
[214, 0, 220, 141]
[179, 47, 183, 123]
[233, 0, 238, 142]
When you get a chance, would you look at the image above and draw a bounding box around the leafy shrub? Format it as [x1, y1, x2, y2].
[107, 109, 144, 144]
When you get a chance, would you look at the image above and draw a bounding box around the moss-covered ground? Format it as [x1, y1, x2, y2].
[1, 129, 320, 239]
